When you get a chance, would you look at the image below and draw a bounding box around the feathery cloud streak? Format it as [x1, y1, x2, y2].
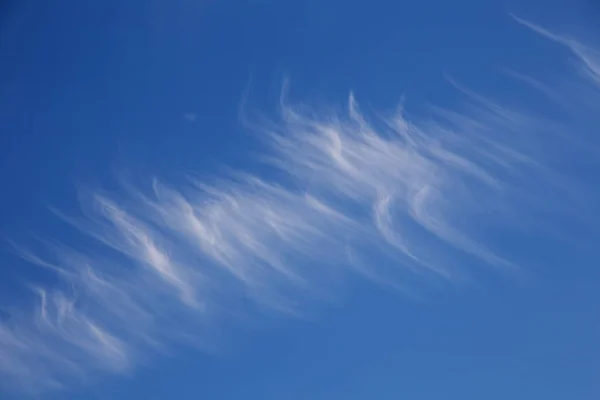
[0, 18, 599, 394]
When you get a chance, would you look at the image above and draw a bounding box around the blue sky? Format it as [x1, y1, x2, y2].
[0, 0, 599, 399]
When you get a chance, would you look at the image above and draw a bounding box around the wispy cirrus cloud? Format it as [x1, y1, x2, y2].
[0, 18, 599, 395]
[512, 15, 600, 85]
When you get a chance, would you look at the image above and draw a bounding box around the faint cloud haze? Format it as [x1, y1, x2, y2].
[184, 112, 197, 122]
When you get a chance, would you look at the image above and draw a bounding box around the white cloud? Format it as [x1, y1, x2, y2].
[0, 18, 599, 395]
[512, 15, 600, 85]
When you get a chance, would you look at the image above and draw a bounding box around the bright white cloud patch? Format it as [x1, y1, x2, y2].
[0, 19, 599, 395]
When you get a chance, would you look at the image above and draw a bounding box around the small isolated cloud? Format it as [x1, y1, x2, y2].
[184, 112, 197, 122]
[0, 17, 599, 396]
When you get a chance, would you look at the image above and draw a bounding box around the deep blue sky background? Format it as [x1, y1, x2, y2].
[0, 0, 598, 399]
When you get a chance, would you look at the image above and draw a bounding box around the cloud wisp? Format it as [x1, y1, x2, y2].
[1, 18, 599, 395]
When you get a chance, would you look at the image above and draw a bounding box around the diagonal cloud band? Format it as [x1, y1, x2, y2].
[1, 18, 599, 395]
